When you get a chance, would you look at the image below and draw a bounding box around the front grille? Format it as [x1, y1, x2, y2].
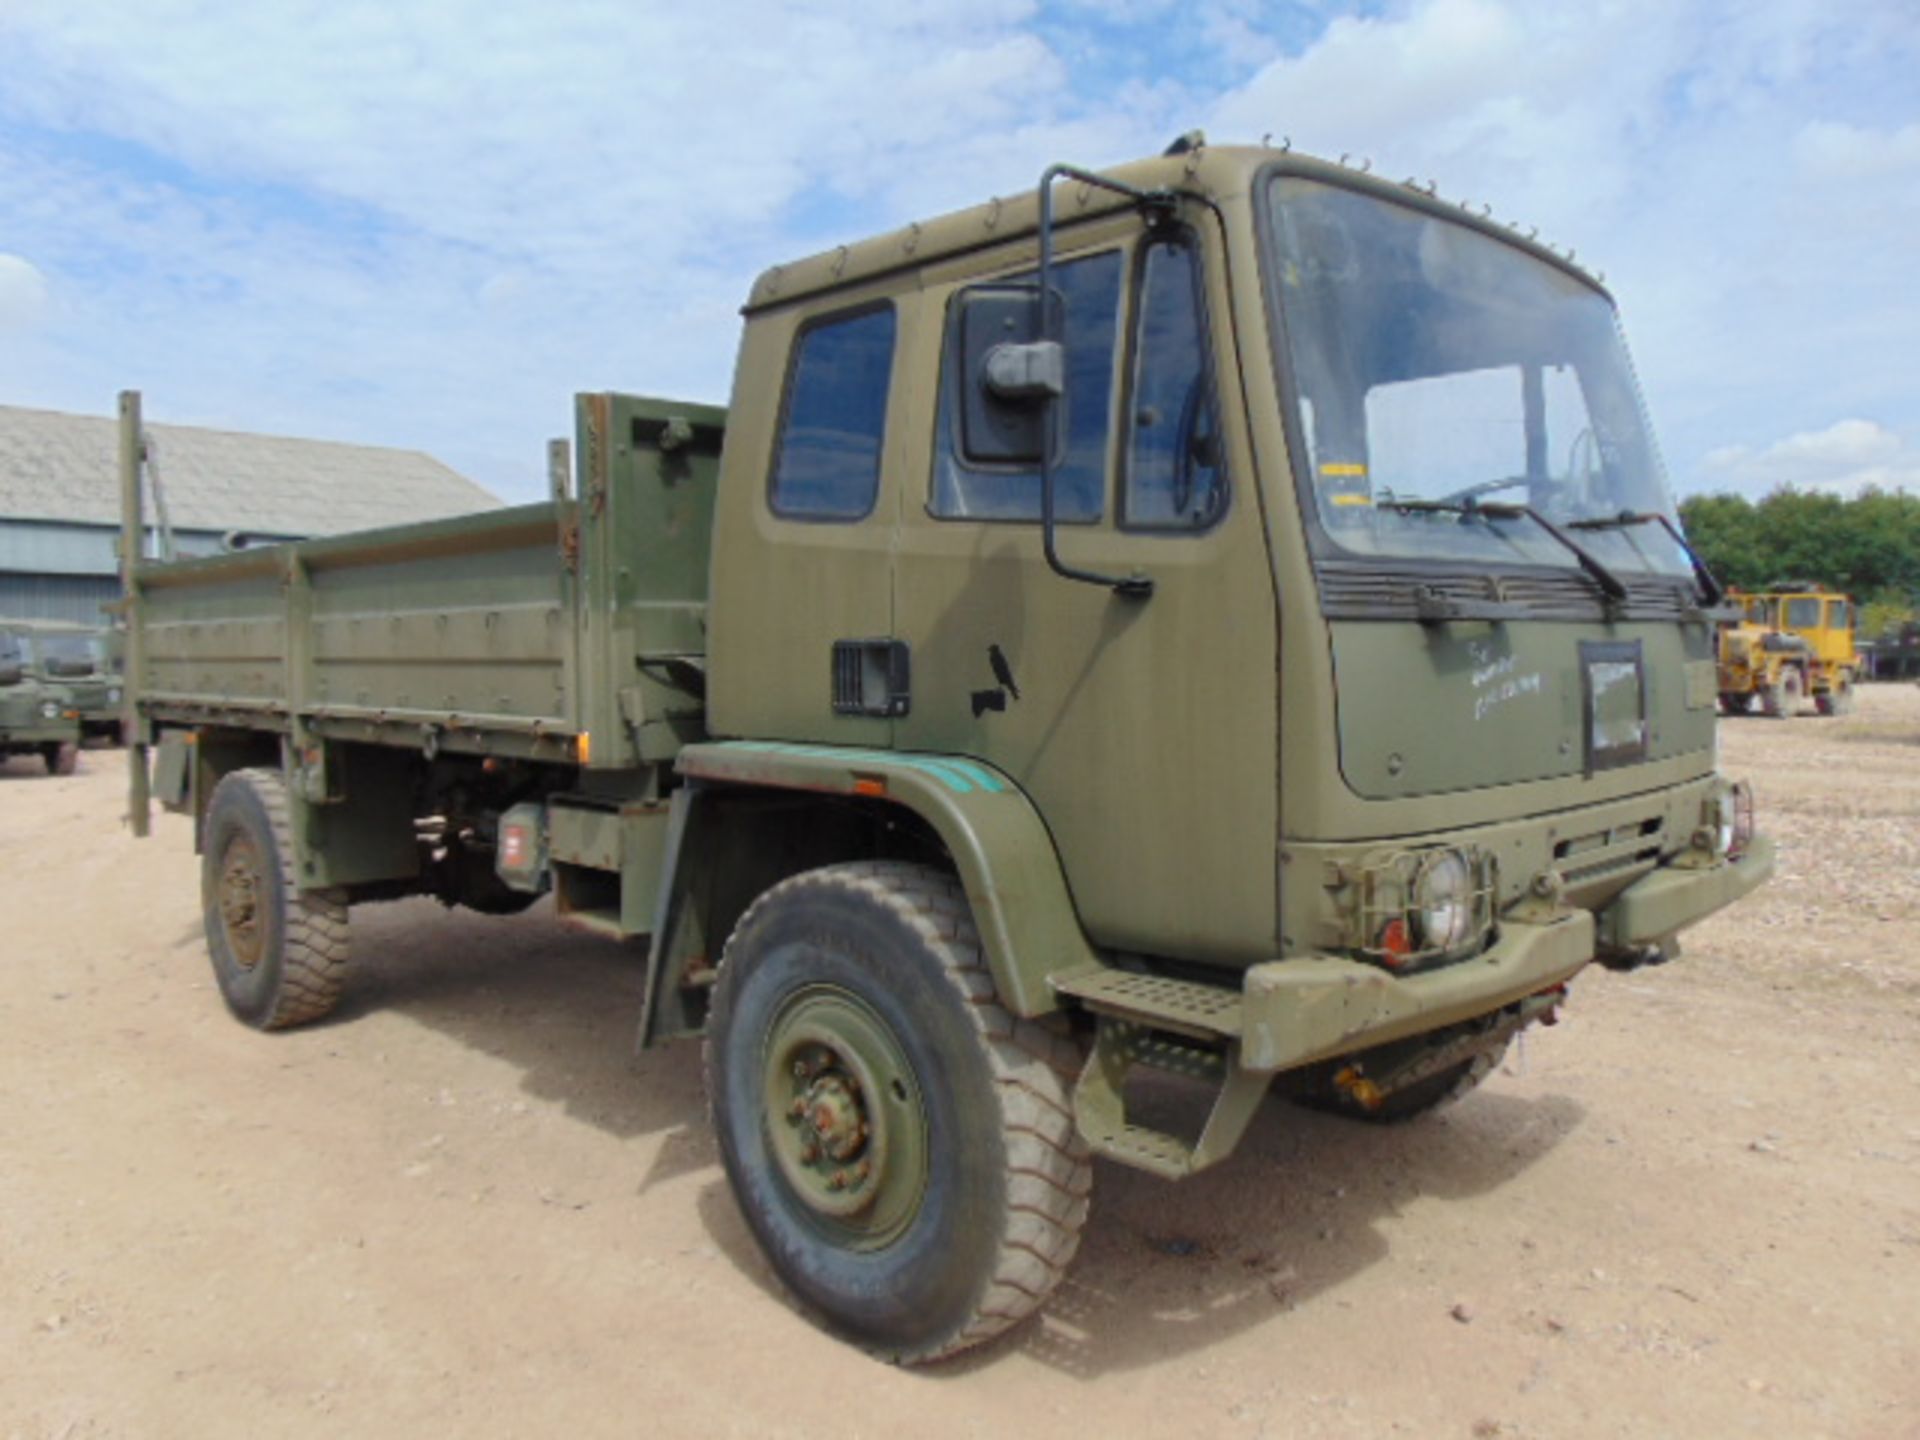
[1317, 562, 1704, 623]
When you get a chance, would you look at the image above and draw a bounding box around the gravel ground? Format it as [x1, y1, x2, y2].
[1, 685, 1915, 1439]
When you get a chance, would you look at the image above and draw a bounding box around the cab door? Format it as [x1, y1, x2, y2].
[890, 214, 1281, 963]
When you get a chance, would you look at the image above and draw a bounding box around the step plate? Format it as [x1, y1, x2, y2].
[1055, 969, 1244, 1041]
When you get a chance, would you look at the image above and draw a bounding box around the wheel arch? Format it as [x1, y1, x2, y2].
[642, 742, 1100, 1046]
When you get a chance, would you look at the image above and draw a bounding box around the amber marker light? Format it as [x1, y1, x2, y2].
[852, 776, 887, 798]
[1377, 916, 1413, 966]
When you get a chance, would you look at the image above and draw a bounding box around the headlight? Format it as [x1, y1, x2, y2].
[1697, 783, 1753, 860]
[1414, 849, 1476, 951]
[1728, 781, 1754, 859]
[40, 699, 58, 719]
[108, 687, 122, 704]
[1356, 845, 1492, 967]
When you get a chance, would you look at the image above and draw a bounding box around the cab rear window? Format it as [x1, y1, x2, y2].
[769, 305, 897, 521]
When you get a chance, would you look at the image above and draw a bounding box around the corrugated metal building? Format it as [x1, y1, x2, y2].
[0, 404, 501, 624]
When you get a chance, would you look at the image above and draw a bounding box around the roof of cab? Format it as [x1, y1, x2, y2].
[743, 142, 1609, 315]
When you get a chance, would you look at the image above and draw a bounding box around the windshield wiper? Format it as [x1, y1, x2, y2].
[1568, 510, 1724, 605]
[1380, 497, 1630, 603]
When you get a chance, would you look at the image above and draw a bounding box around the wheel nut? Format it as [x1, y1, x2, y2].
[788, 1097, 806, 1119]
[800, 1142, 819, 1163]
[828, 1170, 848, 1191]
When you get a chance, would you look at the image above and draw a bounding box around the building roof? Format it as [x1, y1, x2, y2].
[0, 403, 499, 536]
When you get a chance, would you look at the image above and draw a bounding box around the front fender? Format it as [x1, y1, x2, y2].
[676, 741, 1098, 1017]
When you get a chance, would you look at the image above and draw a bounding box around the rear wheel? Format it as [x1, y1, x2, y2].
[1718, 692, 1750, 717]
[705, 861, 1090, 1363]
[201, 767, 349, 1029]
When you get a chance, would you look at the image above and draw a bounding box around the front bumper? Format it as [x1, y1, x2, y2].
[1, 722, 79, 748]
[1596, 834, 1776, 951]
[1238, 835, 1776, 1074]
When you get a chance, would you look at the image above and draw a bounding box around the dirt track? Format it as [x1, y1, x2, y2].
[3, 688, 1917, 1439]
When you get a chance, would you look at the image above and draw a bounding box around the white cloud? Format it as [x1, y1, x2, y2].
[0, 254, 49, 330]
[1793, 120, 1920, 181]
[1702, 419, 1920, 498]
[0, 0, 1915, 509]
[1205, 0, 1920, 498]
[0, 0, 1143, 495]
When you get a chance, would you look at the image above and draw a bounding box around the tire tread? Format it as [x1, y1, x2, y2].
[706, 859, 1091, 1363]
[226, 767, 349, 1029]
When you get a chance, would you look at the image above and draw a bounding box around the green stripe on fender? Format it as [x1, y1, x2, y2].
[712, 741, 1005, 797]
[678, 737, 1094, 1018]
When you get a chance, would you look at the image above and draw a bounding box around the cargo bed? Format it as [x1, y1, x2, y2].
[126, 393, 722, 770]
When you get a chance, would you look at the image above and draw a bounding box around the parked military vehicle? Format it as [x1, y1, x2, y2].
[1717, 585, 1858, 717]
[0, 627, 80, 774]
[1, 619, 122, 743]
[120, 141, 1774, 1362]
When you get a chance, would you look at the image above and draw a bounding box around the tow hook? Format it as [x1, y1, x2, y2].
[1538, 981, 1568, 1026]
[1598, 944, 1671, 973]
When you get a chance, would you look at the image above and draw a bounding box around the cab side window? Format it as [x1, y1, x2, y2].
[931, 250, 1122, 522]
[1124, 235, 1225, 529]
[769, 304, 897, 521]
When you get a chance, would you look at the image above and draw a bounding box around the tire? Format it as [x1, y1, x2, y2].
[1762, 668, 1802, 718]
[41, 742, 77, 775]
[704, 861, 1091, 1364]
[1717, 692, 1749, 717]
[1816, 672, 1856, 717]
[201, 767, 349, 1029]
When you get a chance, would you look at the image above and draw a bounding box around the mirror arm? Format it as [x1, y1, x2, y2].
[1036, 163, 1164, 601]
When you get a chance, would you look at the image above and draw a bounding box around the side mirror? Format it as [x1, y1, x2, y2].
[958, 285, 1062, 466]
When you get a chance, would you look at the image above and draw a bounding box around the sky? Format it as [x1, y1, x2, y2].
[1, 0, 1916, 504]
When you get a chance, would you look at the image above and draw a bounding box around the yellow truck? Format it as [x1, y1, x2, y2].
[1718, 586, 1858, 717]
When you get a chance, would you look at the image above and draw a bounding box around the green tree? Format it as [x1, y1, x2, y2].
[1680, 487, 1920, 601]
[1678, 493, 1765, 589]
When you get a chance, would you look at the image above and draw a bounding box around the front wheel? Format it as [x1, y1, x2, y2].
[41, 742, 77, 775]
[1816, 671, 1856, 716]
[704, 861, 1090, 1363]
[1762, 668, 1803, 718]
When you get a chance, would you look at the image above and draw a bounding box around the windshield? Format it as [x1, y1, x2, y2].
[29, 633, 98, 676]
[1265, 176, 1690, 579]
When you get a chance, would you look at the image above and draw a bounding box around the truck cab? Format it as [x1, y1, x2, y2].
[708, 144, 1766, 988]
[3, 619, 121, 742]
[0, 626, 81, 773]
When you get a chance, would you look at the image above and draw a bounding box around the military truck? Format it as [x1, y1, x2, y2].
[1717, 585, 1858, 717]
[120, 141, 1774, 1363]
[1, 619, 122, 743]
[0, 627, 81, 774]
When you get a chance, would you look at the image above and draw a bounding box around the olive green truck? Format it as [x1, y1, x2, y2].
[122, 142, 1774, 1362]
[0, 625, 82, 774]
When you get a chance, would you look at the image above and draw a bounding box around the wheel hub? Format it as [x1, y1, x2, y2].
[800, 1073, 869, 1163]
[761, 988, 927, 1244]
[219, 836, 266, 970]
